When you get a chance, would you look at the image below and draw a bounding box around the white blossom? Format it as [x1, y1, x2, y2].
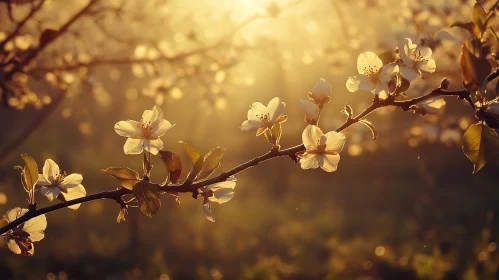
[3, 207, 47, 256]
[114, 105, 174, 155]
[398, 38, 436, 81]
[300, 125, 346, 172]
[346, 51, 399, 99]
[200, 177, 236, 222]
[37, 159, 86, 210]
[240, 97, 287, 135]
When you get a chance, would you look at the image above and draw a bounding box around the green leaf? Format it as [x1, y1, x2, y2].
[359, 120, 378, 140]
[463, 123, 499, 173]
[20, 154, 38, 192]
[178, 141, 204, 181]
[102, 167, 141, 190]
[197, 147, 225, 181]
[132, 181, 161, 218]
[158, 151, 183, 184]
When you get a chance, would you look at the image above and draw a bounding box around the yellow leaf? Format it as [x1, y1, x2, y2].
[158, 151, 183, 184]
[20, 154, 38, 192]
[102, 167, 141, 190]
[132, 181, 161, 218]
[197, 147, 225, 181]
[463, 123, 499, 173]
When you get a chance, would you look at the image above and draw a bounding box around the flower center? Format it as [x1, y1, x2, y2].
[412, 50, 428, 63]
[363, 65, 379, 77]
[137, 120, 157, 140]
[257, 113, 272, 127]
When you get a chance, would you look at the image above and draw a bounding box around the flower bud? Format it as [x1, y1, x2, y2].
[310, 78, 332, 105]
[300, 99, 318, 125]
[440, 78, 451, 90]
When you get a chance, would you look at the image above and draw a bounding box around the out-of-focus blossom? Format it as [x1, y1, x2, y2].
[4, 207, 47, 256]
[398, 38, 436, 81]
[37, 159, 86, 210]
[300, 125, 346, 172]
[346, 52, 399, 99]
[114, 106, 174, 155]
[240, 97, 287, 135]
[200, 177, 236, 222]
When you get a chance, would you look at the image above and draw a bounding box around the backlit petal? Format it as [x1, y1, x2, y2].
[320, 154, 340, 172]
[240, 120, 262, 132]
[124, 138, 145, 155]
[40, 186, 60, 201]
[151, 119, 174, 138]
[324, 131, 346, 153]
[144, 139, 163, 155]
[300, 152, 319, 170]
[346, 75, 374, 92]
[203, 203, 215, 222]
[357, 51, 383, 74]
[114, 120, 142, 138]
[302, 125, 324, 150]
[43, 159, 60, 183]
[60, 173, 83, 189]
[23, 214, 47, 241]
[399, 66, 419, 81]
[63, 185, 86, 210]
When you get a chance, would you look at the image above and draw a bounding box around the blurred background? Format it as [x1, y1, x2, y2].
[1, 0, 499, 279]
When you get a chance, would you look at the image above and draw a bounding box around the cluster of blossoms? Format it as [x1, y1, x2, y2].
[345, 38, 444, 115]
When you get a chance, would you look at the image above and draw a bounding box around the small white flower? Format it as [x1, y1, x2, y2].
[240, 97, 287, 136]
[37, 159, 86, 210]
[300, 99, 319, 124]
[398, 38, 436, 81]
[114, 105, 174, 155]
[200, 177, 236, 222]
[4, 207, 47, 256]
[309, 78, 332, 105]
[418, 98, 446, 115]
[346, 51, 399, 99]
[300, 125, 346, 172]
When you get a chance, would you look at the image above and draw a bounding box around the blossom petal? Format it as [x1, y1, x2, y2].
[320, 154, 340, 172]
[144, 139, 163, 155]
[379, 64, 399, 83]
[151, 119, 174, 138]
[346, 75, 374, 92]
[250, 102, 267, 114]
[207, 181, 236, 204]
[357, 51, 383, 74]
[399, 38, 416, 67]
[300, 152, 319, 170]
[418, 58, 436, 73]
[203, 203, 215, 222]
[114, 120, 142, 138]
[23, 214, 47, 241]
[300, 99, 318, 119]
[240, 120, 262, 132]
[5, 207, 23, 223]
[124, 138, 145, 155]
[324, 131, 346, 153]
[399, 66, 419, 81]
[302, 125, 324, 150]
[416, 45, 433, 60]
[43, 159, 60, 183]
[141, 106, 163, 127]
[62, 185, 86, 210]
[40, 186, 60, 201]
[6, 238, 21, 254]
[267, 97, 285, 122]
[60, 173, 83, 189]
[36, 174, 51, 186]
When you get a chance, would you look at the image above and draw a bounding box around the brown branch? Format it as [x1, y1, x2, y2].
[0, 82, 473, 236]
[4, 0, 100, 81]
[0, 0, 47, 51]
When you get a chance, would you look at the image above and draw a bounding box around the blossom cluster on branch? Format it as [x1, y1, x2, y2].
[1, 1, 499, 258]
